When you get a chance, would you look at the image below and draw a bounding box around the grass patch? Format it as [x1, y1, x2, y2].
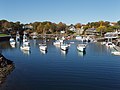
[0, 34, 9, 36]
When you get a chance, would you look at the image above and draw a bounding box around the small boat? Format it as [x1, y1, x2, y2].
[39, 35, 47, 51]
[20, 44, 30, 51]
[23, 33, 30, 46]
[53, 40, 61, 46]
[23, 40, 30, 46]
[21, 32, 30, 51]
[39, 44, 47, 51]
[16, 31, 20, 42]
[60, 43, 69, 51]
[77, 44, 87, 52]
[110, 47, 120, 55]
[9, 37, 16, 45]
[106, 42, 115, 48]
[101, 41, 106, 45]
[111, 51, 120, 55]
[53, 39, 63, 46]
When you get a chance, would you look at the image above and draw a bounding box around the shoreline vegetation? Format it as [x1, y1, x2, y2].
[0, 19, 120, 40]
[0, 34, 11, 42]
[0, 34, 11, 37]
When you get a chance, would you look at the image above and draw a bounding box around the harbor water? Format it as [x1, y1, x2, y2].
[0, 39, 120, 90]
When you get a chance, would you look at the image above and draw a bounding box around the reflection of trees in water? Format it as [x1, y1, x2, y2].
[0, 41, 11, 50]
[0, 54, 15, 84]
[89, 43, 107, 54]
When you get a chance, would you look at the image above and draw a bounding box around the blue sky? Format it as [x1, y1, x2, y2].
[0, 0, 120, 24]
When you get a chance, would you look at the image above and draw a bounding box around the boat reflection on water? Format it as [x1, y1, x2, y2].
[77, 51, 86, 57]
[16, 41, 20, 48]
[40, 49, 47, 55]
[33, 39, 37, 46]
[10, 43, 16, 48]
[60, 49, 68, 56]
[21, 49, 31, 55]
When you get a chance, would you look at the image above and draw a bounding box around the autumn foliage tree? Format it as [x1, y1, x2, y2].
[1, 19, 120, 36]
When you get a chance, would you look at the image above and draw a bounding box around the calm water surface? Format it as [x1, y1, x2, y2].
[0, 39, 120, 90]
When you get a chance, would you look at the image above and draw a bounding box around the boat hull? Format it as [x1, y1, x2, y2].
[20, 46, 30, 51]
[39, 44, 47, 51]
[77, 44, 86, 52]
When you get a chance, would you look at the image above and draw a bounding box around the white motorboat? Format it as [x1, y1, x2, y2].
[101, 41, 106, 45]
[9, 37, 16, 45]
[106, 42, 115, 48]
[23, 40, 30, 46]
[20, 44, 30, 51]
[60, 43, 69, 51]
[53, 40, 61, 46]
[23, 34, 27, 42]
[23, 33, 30, 46]
[39, 44, 47, 51]
[20, 33, 30, 51]
[53, 39, 63, 46]
[16, 31, 20, 42]
[39, 35, 47, 51]
[111, 51, 120, 55]
[110, 47, 120, 55]
[77, 44, 87, 52]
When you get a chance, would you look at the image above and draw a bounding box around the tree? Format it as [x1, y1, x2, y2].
[56, 22, 66, 33]
[117, 20, 120, 26]
[44, 22, 50, 34]
[36, 23, 44, 34]
[75, 23, 81, 29]
[97, 21, 106, 36]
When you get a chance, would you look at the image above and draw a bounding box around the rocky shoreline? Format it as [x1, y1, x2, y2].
[0, 54, 14, 84]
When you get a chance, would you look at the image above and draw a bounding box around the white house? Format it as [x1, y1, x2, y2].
[68, 26, 76, 32]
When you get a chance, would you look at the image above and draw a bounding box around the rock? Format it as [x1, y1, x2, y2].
[0, 53, 15, 84]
